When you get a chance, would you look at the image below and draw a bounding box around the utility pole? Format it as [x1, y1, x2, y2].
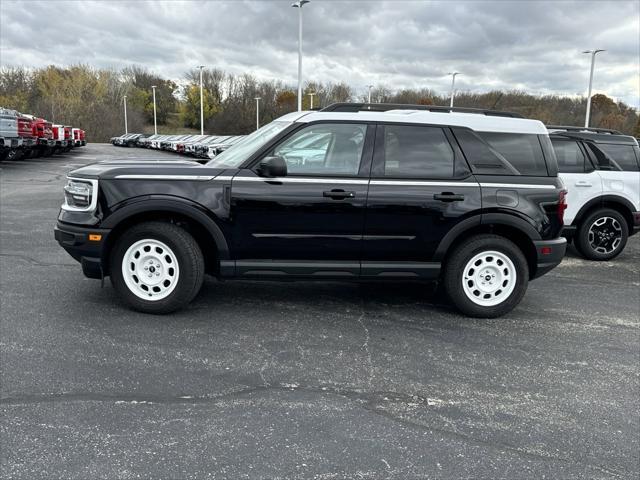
[151, 85, 158, 135]
[255, 97, 261, 130]
[583, 49, 605, 127]
[123, 95, 128, 134]
[292, 0, 310, 111]
[197, 65, 205, 135]
[367, 85, 374, 103]
[448, 72, 460, 108]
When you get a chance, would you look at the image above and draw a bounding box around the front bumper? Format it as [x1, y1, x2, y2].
[54, 222, 111, 279]
[532, 237, 567, 279]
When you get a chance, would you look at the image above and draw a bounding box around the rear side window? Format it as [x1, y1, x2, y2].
[551, 139, 587, 173]
[596, 144, 639, 172]
[479, 132, 548, 176]
[380, 125, 455, 178]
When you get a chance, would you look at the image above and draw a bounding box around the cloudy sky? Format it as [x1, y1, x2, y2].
[1, 0, 638, 106]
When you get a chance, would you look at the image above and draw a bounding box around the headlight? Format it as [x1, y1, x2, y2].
[62, 178, 98, 212]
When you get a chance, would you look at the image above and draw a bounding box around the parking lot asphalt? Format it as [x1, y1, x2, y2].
[1, 144, 639, 479]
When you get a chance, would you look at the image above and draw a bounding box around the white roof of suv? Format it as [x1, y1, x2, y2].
[280, 110, 547, 135]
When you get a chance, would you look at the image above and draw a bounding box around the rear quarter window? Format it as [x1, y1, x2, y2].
[478, 132, 549, 176]
[551, 139, 587, 173]
[596, 143, 639, 172]
[377, 125, 456, 179]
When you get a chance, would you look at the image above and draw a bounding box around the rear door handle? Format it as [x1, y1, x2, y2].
[433, 192, 465, 202]
[323, 189, 355, 199]
[575, 181, 592, 187]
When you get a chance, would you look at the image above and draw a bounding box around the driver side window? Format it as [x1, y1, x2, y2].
[270, 123, 367, 175]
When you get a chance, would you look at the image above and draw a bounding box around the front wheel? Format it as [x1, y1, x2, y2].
[575, 209, 628, 261]
[443, 235, 529, 318]
[110, 222, 205, 314]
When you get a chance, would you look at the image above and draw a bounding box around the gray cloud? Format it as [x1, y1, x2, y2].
[1, 0, 638, 107]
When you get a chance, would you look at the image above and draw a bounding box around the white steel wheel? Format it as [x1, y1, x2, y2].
[122, 239, 180, 301]
[462, 250, 516, 307]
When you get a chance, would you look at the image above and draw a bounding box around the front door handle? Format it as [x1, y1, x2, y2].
[323, 189, 355, 200]
[575, 181, 592, 187]
[433, 192, 465, 202]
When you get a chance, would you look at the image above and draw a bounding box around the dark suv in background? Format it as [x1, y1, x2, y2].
[55, 104, 567, 318]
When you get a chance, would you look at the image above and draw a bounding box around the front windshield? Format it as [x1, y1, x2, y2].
[207, 121, 292, 168]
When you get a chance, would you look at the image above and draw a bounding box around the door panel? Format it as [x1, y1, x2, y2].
[363, 124, 481, 264]
[561, 171, 603, 224]
[230, 171, 369, 260]
[363, 178, 481, 262]
[229, 123, 374, 262]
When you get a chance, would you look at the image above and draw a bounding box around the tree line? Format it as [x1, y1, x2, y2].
[1, 65, 638, 142]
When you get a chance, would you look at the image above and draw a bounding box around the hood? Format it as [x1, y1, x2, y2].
[67, 159, 224, 180]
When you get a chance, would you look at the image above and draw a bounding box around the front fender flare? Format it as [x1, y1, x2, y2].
[101, 196, 229, 260]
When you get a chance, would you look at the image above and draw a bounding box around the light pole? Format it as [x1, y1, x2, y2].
[583, 49, 605, 127]
[367, 84, 374, 103]
[448, 72, 460, 108]
[255, 97, 261, 130]
[308, 91, 316, 109]
[292, 0, 310, 111]
[197, 65, 205, 135]
[123, 95, 128, 134]
[151, 85, 157, 135]
[123, 95, 129, 135]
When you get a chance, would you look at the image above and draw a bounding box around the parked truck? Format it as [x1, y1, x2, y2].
[72, 128, 82, 147]
[52, 124, 68, 152]
[25, 115, 55, 157]
[0, 108, 20, 160]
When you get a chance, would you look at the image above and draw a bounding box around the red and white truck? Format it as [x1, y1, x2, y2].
[25, 115, 55, 157]
[1, 107, 85, 160]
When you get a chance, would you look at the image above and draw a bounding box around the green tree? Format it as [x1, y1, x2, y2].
[180, 84, 219, 129]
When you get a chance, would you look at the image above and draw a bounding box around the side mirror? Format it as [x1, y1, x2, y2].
[257, 156, 287, 178]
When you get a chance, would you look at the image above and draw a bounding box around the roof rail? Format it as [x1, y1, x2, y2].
[546, 125, 623, 135]
[321, 102, 525, 118]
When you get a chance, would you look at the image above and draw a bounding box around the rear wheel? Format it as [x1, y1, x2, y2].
[575, 209, 628, 261]
[443, 234, 529, 318]
[110, 222, 204, 314]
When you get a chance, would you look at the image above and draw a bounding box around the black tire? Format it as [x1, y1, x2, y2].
[7, 149, 23, 161]
[575, 208, 628, 261]
[443, 234, 529, 318]
[110, 221, 205, 314]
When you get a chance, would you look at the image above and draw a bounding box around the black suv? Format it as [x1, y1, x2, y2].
[55, 104, 567, 318]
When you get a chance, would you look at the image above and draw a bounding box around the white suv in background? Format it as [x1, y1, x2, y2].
[549, 126, 640, 260]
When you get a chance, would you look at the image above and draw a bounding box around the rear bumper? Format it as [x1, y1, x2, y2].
[54, 222, 111, 279]
[532, 237, 567, 279]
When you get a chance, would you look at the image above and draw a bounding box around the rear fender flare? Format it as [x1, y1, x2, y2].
[573, 195, 636, 227]
[433, 213, 540, 262]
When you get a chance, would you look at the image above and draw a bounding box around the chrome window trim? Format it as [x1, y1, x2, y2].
[478, 182, 556, 189]
[114, 175, 215, 181]
[370, 180, 478, 187]
[233, 177, 369, 185]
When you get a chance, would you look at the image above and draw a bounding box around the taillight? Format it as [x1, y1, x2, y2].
[558, 189, 568, 224]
